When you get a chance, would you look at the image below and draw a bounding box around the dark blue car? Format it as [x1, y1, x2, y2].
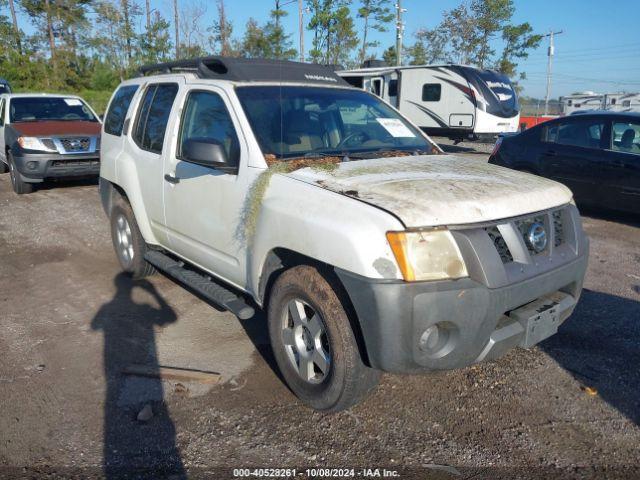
[0, 78, 11, 94]
[489, 112, 640, 214]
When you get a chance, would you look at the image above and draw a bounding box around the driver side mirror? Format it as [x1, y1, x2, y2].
[182, 138, 237, 173]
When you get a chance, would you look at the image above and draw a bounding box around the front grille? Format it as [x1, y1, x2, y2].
[486, 208, 568, 264]
[486, 226, 513, 263]
[515, 214, 547, 256]
[553, 210, 564, 247]
[60, 137, 90, 152]
[51, 159, 99, 167]
[41, 138, 57, 151]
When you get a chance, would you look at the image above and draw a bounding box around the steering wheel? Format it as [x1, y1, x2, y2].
[337, 131, 371, 148]
[62, 113, 81, 120]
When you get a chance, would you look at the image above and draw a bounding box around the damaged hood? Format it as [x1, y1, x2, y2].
[287, 155, 573, 227]
[10, 121, 101, 137]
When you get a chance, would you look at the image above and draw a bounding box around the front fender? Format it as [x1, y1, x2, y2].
[249, 174, 404, 301]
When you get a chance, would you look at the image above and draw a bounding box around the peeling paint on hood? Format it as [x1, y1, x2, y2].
[286, 155, 573, 227]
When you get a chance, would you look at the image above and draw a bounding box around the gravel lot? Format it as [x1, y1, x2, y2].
[0, 151, 639, 479]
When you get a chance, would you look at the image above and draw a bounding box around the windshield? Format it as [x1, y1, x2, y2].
[236, 86, 433, 159]
[9, 97, 98, 123]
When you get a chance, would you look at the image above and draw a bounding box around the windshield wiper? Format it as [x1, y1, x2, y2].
[303, 151, 351, 161]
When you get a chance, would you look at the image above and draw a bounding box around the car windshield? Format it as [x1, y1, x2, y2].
[236, 86, 433, 159]
[9, 97, 98, 123]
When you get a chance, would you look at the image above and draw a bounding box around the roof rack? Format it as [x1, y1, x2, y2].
[137, 56, 349, 86]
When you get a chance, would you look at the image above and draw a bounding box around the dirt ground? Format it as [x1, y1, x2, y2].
[0, 155, 639, 479]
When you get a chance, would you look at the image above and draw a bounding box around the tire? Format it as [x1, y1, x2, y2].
[268, 265, 381, 412]
[109, 195, 156, 279]
[8, 153, 34, 194]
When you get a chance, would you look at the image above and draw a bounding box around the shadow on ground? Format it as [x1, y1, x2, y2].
[91, 273, 186, 478]
[540, 288, 640, 425]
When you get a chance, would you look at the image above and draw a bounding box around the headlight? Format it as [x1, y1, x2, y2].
[17, 136, 56, 152]
[386, 229, 468, 281]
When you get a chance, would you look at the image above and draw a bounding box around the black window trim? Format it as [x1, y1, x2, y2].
[104, 84, 139, 137]
[541, 117, 610, 150]
[422, 83, 442, 102]
[175, 88, 242, 169]
[133, 82, 179, 154]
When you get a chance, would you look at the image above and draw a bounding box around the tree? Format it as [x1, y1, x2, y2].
[209, 0, 233, 56]
[382, 45, 395, 65]
[139, 12, 173, 65]
[497, 22, 542, 84]
[470, 0, 514, 67]
[240, 18, 268, 58]
[264, 1, 297, 59]
[411, 26, 450, 64]
[179, 1, 207, 57]
[306, 0, 357, 65]
[357, 0, 393, 65]
[440, 3, 477, 64]
[6, 0, 22, 54]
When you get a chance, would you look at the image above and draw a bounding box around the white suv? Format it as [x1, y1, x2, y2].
[99, 57, 589, 411]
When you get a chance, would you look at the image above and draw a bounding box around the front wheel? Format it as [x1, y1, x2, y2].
[8, 153, 33, 194]
[268, 265, 381, 412]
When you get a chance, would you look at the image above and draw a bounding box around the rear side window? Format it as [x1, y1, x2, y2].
[104, 85, 138, 136]
[0, 99, 5, 126]
[544, 119, 605, 149]
[422, 83, 441, 102]
[133, 83, 179, 153]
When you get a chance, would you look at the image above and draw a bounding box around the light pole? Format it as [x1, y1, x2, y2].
[395, 1, 406, 66]
[543, 29, 563, 115]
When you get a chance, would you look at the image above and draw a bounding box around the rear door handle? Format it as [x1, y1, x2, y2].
[164, 173, 180, 184]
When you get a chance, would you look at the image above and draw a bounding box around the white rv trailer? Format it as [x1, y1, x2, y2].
[337, 64, 520, 141]
[561, 91, 640, 115]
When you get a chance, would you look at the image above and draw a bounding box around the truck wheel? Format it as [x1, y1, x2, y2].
[110, 196, 156, 279]
[8, 153, 33, 194]
[268, 265, 381, 412]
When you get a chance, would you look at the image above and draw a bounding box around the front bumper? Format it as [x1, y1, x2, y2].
[336, 243, 588, 374]
[12, 151, 100, 182]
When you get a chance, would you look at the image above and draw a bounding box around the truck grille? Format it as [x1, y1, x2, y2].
[485, 208, 568, 264]
[486, 226, 513, 263]
[60, 137, 91, 152]
[41, 138, 57, 151]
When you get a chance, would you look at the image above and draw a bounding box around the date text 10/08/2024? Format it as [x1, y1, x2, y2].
[233, 468, 400, 478]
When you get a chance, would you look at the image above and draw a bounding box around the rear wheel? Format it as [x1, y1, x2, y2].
[8, 153, 33, 194]
[268, 265, 380, 412]
[109, 196, 156, 279]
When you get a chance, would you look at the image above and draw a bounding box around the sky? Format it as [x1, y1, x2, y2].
[12, 0, 640, 99]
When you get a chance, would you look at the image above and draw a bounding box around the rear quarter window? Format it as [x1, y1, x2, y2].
[133, 83, 179, 153]
[104, 85, 139, 136]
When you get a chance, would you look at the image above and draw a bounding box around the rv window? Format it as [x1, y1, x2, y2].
[611, 98, 616, 105]
[623, 100, 631, 107]
[388, 80, 398, 97]
[567, 100, 572, 106]
[422, 84, 441, 102]
[371, 79, 383, 97]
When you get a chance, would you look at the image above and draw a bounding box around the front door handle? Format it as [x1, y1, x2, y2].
[164, 173, 180, 184]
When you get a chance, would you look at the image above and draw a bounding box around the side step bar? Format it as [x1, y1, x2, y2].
[144, 250, 255, 320]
